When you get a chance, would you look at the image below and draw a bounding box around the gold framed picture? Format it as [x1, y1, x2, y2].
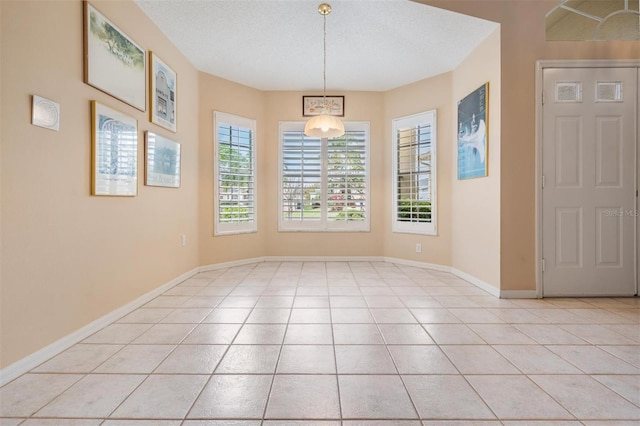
[84, 2, 146, 111]
[91, 101, 138, 196]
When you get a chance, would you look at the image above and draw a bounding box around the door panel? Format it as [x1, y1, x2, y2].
[542, 67, 637, 296]
[555, 116, 582, 187]
[555, 207, 582, 267]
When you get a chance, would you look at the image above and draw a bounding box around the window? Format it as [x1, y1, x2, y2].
[214, 111, 256, 235]
[392, 110, 437, 235]
[279, 121, 370, 232]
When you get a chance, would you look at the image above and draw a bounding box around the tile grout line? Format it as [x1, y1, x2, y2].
[358, 261, 423, 421]
[180, 262, 259, 422]
[259, 261, 301, 425]
[104, 268, 241, 421]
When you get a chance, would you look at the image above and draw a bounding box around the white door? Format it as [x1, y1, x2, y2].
[542, 67, 637, 297]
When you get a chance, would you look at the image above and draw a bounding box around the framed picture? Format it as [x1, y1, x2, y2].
[145, 131, 181, 188]
[84, 2, 146, 111]
[457, 82, 489, 179]
[32, 95, 60, 131]
[149, 52, 177, 132]
[303, 95, 345, 117]
[91, 101, 138, 196]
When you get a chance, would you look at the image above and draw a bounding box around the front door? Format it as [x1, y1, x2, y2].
[542, 67, 637, 297]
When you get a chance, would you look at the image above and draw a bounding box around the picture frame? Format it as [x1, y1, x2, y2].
[91, 101, 138, 196]
[457, 82, 489, 179]
[84, 2, 146, 111]
[32, 95, 60, 131]
[303, 95, 345, 117]
[149, 52, 177, 132]
[145, 131, 181, 188]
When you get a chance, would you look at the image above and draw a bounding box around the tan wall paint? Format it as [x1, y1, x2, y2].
[198, 73, 267, 265]
[383, 73, 453, 266]
[262, 91, 385, 257]
[420, 0, 640, 290]
[0, 0, 200, 367]
[451, 28, 501, 288]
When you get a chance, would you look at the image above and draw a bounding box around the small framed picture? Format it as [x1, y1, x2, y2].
[32, 95, 60, 131]
[91, 101, 138, 196]
[457, 82, 489, 180]
[303, 95, 345, 117]
[149, 52, 177, 132]
[145, 131, 181, 188]
[84, 2, 146, 111]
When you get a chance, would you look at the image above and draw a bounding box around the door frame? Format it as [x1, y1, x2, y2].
[535, 59, 640, 298]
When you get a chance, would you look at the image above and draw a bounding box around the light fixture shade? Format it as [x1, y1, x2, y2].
[304, 114, 345, 138]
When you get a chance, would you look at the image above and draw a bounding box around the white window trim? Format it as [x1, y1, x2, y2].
[278, 121, 370, 233]
[391, 110, 437, 235]
[213, 111, 257, 236]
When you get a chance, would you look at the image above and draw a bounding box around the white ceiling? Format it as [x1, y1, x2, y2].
[134, 0, 498, 92]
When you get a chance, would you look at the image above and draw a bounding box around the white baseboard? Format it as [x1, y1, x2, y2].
[384, 257, 451, 272]
[264, 255, 385, 263]
[198, 257, 267, 271]
[385, 257, 502, 298]
[449, 267, 501, 298]
[0, 267, 200, 387]
[500, 290, 538, 299]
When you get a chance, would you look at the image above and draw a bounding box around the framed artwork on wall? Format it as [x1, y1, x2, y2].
[145, 131, 181, 188]
[84, 2, 146, 111]
[303, 95, 345, 117]
[457, 82, 489, 180]
[91, 101, 138, 196]
[31, 95, 61, 131]
[149, 52, 177, 132]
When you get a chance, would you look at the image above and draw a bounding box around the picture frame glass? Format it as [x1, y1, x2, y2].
[145, 132, 181, 188]
[150, 52, 177, 132]
[92, 101, 138, 196]
[303, 96, 344, 117]
[85, 2, 146, 111]
[457, 83, 489, 179]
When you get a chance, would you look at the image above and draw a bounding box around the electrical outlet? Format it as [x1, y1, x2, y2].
[181, 234, 187, 247]
[415, 243, 422, 253]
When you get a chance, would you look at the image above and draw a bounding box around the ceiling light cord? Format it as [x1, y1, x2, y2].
[304, 3, 345, 138]
[322, 5, 327, 106]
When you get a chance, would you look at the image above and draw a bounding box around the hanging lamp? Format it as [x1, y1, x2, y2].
[304, 3, 345, 138]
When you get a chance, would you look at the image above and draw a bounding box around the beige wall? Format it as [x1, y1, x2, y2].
[0, 0, 200, 367]
[383, 73, 454, 266]
[420, 0, 639, 291]
[451, 28, 501, 289]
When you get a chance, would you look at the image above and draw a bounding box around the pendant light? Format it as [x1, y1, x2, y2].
[304, 3, 345, 138]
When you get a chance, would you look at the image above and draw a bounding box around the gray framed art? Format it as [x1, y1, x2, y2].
[149, 52, 177, 132]
[145, 131, 181, 188]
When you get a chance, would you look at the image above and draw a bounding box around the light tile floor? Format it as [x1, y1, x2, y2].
[1, 261, 639, 425]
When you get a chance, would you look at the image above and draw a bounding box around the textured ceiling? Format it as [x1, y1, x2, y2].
[134, 0, 498, 91]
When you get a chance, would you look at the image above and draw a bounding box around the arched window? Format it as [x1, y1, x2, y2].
[546, 0, 640, 41]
